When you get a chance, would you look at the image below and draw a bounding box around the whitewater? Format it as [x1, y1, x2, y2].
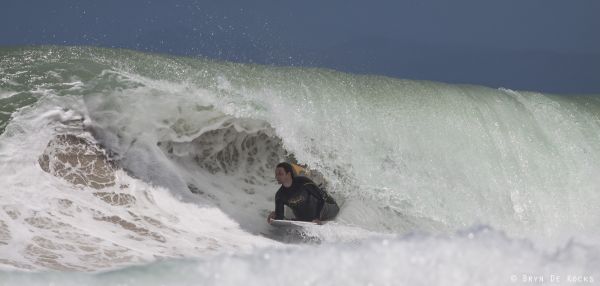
[0, 46, 599, 285]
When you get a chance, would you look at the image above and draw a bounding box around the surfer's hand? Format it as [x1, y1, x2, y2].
[312, 219, 322, 225]
[267, 211, 275, 224]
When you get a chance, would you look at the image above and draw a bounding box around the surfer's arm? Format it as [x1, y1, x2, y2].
[304, 184, 326, 220]
[315, 197, 325, 220]
[274, 193, 285, 220]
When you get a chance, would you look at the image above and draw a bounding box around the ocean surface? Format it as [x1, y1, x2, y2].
[0, 46, 599, 285]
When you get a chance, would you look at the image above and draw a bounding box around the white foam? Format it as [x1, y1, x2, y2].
[2, 229, 599, 286]
[0, 95, 279, 271]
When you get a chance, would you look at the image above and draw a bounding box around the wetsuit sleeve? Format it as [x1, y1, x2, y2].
[275, 190, 285, 220]
[304, 184, 326, 220]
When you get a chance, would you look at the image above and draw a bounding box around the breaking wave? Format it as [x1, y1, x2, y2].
[1, 46, 599, 284]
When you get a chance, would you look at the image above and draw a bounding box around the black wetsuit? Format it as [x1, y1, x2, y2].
[274, 176, 339, 221]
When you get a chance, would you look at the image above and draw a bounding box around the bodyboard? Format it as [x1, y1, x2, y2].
[270, 219, 321, 227]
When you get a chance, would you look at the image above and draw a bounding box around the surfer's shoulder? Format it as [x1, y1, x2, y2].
[293, 176, 313, 184]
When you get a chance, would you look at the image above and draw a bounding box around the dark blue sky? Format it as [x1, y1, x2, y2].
[2, 0, 599, 93]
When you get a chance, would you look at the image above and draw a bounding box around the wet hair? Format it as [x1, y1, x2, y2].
[276, 162, 294, 178]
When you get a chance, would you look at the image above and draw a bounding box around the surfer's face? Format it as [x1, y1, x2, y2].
[275, 167, 291, 185]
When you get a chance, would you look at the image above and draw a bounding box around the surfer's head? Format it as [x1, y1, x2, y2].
[275, 162, 294, 186]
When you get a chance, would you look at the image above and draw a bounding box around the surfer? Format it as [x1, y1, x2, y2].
[267, 162, 339, 224]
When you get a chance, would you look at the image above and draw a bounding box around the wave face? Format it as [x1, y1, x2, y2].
[1, 46, 600, 282]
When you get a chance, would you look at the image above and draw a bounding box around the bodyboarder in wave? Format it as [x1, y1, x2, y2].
[267, 162, 339, 225]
